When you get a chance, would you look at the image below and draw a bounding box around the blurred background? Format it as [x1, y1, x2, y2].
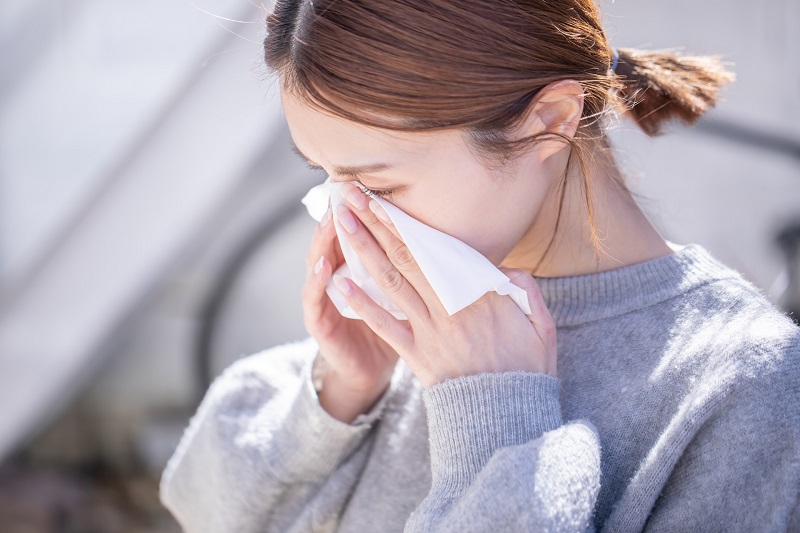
[0, 0, 797, 531]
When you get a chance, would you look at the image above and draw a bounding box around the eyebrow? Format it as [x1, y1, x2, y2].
[290, 143, 395, 179]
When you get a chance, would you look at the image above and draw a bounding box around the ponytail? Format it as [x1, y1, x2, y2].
[612, 48, 736, 136]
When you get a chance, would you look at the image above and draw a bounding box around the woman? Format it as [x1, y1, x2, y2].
[160, 0, 800, 531]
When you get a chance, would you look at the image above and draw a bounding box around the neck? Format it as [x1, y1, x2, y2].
[500, 146, 674, 277]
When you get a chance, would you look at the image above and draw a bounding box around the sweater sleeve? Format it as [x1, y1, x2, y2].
[159, 337, 397, 533]
[404, 372, 601, 533]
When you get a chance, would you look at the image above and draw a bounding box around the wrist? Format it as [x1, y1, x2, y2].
[313, 351, 391, 398]
[318, 373, 388, 424]
[313, 356, 390, 424]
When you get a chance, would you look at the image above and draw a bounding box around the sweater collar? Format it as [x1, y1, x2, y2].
[533, 244, 739, 327]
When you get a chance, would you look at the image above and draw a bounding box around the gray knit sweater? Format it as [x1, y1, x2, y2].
[159, 243, 800, 532]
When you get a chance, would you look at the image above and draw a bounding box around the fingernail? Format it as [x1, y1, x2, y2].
[368, 200, 392, 225]
[342, 184, 368, 210]
[314, 256, 324, 275]
[336, 204, 358, 234]
[320, 209, 332, 228]
[333, 274, 352, 296]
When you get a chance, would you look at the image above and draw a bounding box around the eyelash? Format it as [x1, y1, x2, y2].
[361, 187, 394, 199]
[302, 160, 394, 198]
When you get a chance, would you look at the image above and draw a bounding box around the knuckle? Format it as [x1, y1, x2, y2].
[347, 231, 367, 251]
[539, 316, 557, 338]
[379, 266, 405, 294]
[390, 243, 415, 269]
[361, 216, 382, 233]
[368, 314, 390, 336]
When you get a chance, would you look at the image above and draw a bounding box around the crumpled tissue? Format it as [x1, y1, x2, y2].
[301, 176, 532, 320]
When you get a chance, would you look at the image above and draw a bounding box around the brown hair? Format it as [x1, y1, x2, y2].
[263, 0, 735, 269]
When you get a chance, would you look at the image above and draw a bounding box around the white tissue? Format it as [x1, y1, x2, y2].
[301, 176, 532, 320]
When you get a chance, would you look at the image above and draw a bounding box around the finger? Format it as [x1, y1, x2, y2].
[339, 182, 445, 316]
[500, 267, 556, 341]
[332, 273, 414, 353]
[302, 256, 340, 337]
[302, 210, 338, 331]
[339, 183, 400, 247]
[331, 223, 345, 266]
[305, 208, 334, 278]
[501, 268, 557, 375]
[367, 197, 403, 243]
[335, 201, 431, 322]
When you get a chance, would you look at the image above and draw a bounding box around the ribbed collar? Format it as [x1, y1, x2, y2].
[533, 244, 740, 327]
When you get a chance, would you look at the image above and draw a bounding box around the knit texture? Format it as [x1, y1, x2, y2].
[160, 243, 800, 532]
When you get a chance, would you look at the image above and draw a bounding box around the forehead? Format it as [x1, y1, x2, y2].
[280, 91, 463, 163]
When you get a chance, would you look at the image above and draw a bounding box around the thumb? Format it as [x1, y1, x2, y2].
[500, 267, 556, 334]
[500, 267, 557, 376]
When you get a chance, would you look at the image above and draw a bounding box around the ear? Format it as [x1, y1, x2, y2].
[512, 80, 585, 160]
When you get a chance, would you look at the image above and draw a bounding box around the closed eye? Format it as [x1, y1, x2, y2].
[301, 159, 326, 174]
[296, 152, 396, 199]
[360, 186, 394, 199]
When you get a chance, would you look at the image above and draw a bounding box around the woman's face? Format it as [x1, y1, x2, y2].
[282, 91, 556, 266]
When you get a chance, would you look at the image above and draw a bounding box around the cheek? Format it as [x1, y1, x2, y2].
[458, 210, 530, 264]
[400, 188, 523, 264]
[389, 152, 542, 263]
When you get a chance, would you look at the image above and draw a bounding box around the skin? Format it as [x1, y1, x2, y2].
[284, 80, 673, 422]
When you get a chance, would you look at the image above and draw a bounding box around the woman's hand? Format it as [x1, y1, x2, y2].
[302, 203, 400, 403]
[331, 183, 557, 388]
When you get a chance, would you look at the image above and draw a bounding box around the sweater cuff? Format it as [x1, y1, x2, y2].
[271, 353, 396, 482]
[422, 372, 563, 487]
